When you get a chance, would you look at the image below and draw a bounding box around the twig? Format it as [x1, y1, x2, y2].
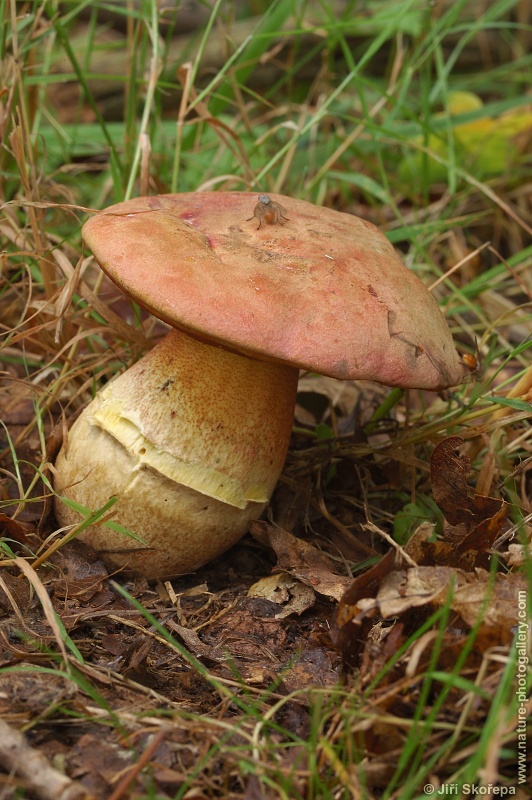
[0, 718, 95, 800]
[107, 728, 166, 800]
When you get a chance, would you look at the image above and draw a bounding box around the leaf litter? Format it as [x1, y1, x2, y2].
[2, 352, 530, 796]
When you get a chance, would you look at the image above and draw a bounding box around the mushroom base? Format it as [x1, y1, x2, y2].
[54, 417, 270, 578]
[53, 331, 299, 579]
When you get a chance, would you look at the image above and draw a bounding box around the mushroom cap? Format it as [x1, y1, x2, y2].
[82, 192, 466, 389]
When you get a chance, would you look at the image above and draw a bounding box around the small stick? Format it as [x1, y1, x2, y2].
[0, 718, 94, 800]
[107, 728, 167, 800]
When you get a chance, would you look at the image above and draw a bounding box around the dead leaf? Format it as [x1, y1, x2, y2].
[430, 436, 475, 525]
[341, 566, 526, 647]
[295, 374, 361, 426]
[0, 570, 33, 616]
[167, 621, 226, 662]
[249, 520, 353, 601]
[503, 542, 532, 567]
[0, 512, 35, 545]
[333, 550, 396, 669]
[0, 380, 37, 425]
[247, 572, 315, 618]
[430, 436, 508, 567]
[68, 733, 135, 796]
[48, 541, 109, 601]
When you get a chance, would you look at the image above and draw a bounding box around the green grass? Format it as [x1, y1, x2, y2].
[1, 0, 531, 797]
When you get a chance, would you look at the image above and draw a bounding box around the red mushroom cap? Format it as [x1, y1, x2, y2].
[82, 192, 466, 389]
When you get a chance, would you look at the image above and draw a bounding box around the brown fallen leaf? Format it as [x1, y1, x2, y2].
[0, 512, 35, 545]
[295, 373, 361, 426]
[338, 564, 526, 663]
[0, 569, 33, 616]
[166, 620, 226, 662]
[249, 520, 353, 601]
[247, 572, 316, 618]
[0, 379, 37, 425]
[366, 567, 524, 626]
[431, 436, 474, 525]
[429, 436, 508, 568]
[68, 733, 135, 797]
[333, 549, 396, 669]
[48, 541, 109, 601]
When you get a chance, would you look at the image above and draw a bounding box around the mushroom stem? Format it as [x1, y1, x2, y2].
[53, 330, 299, 579]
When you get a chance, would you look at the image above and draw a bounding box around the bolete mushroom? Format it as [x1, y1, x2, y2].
[54, 192, 466, 579]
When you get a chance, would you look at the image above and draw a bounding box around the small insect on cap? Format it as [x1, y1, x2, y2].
[82, 191, 467, 390]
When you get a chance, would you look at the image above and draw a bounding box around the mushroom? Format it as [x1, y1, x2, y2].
[53, 192, 466, 579]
